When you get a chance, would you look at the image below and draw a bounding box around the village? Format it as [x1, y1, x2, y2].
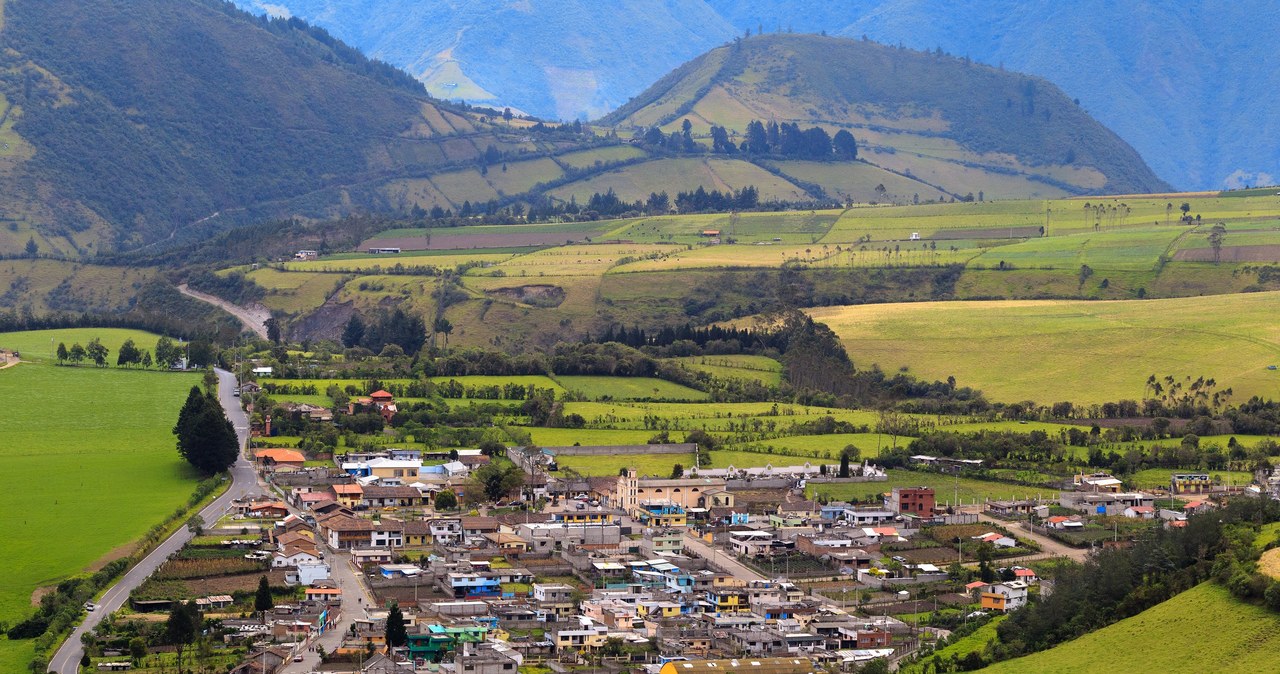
[66, 380, 1241, 674]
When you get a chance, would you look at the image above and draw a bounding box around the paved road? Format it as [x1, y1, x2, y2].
[177, 284, 270, 339]
[278, 551, 376, 673]
[49, 369, 261, 674]
[682, 530, 766, 582]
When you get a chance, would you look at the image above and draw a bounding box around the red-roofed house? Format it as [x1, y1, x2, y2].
[255, 448, 305, 469]
[330, 483, 364, 509]
[1123, 505, 1156, 519]
[249, 502, 289, 519]
[1013, 568, 1038, 582]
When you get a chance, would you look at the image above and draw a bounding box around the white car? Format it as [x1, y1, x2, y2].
[84, 602, 97, 612]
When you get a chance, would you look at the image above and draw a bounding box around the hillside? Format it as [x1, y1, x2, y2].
[237, 1, 1280, 191]
[0, 0, 557, 256]
[980, 583, 1280, 673]
[599, 35, 1168, 198]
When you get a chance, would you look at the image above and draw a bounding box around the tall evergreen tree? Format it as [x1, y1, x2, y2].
[385, 604, 408, 648]
[254, 576, 274, 620]
[173, 386, 238, 474]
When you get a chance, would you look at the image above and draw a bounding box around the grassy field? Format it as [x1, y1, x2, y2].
[808, 471, 1051, 506]
[526, 428, 675, 446]
[547, 157, 810, 204]
[808, 291, 1280, 405]
[0, 327, 173, 362]
[554, 452, 697, 477]
[667, 354, 783, 386]
[554, 376, 710, 401]
[0, 347, 199, 671]
[982, 583, 1280, 673]
[286, 251, 513, 272]
[1127, 468, 1253, 490]
[901, 617, 1006, 674]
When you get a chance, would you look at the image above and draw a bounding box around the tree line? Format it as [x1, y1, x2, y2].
[54, 335, 212, 369]
[639, 118, 858, 161]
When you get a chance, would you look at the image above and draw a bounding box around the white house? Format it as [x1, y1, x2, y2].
[971, 532, 1016, 548]
[272, 547, 323, 568]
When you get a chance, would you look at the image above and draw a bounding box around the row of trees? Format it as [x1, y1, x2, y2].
[640, 118, 859, 160]
[54, 335, 209, 369]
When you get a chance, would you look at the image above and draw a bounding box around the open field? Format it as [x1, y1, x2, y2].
[808, 291, 1280, 405]
[0, 327, 173, 362]
[554, 452, 697, 477]
[808, 471, 1055, 506]
[0, 347, 198, 671]
[554, 375, 709, 401]
[286, 251, 513, 272]
[547, 157, 810, 204]
[667, 354, 783, 386]
[982, 583, 1280, 674]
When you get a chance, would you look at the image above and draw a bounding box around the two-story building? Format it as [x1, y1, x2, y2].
[980, 581, 1029, 613]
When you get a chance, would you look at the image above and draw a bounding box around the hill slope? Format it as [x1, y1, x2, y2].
[982, 583, 1280, 673]
[601, 35, 1167, 197]
[0, 0, 533, 256]
[235, 1, 1280, 191]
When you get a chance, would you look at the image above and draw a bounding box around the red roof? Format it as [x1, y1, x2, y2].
[1014, 569, 1037, 577]
[965, 581, 988, 589]
[369, 390, 394, 400]
[256, 448, 305, 463]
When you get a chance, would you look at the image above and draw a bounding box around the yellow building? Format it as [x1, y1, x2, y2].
[616, 470, 730, 511]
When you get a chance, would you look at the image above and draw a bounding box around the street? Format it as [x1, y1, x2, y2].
[49, 368, 263, 674]
[277, 550, 374, 673]
[682, 530, 766, 582]
[975, 512, 1089, 562]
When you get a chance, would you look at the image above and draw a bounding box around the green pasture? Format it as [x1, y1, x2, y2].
[730, 432, 906, 458]
[0, 354, 199, 671]
[808, 472, 1053, 506]
[609, 209, 842, 245]
[667, 354, 783, 386]
[809, 291, 1280, 405]
[554, 145, 648, 169]
[554, 376, 709, 401]
[900, 617, 1006, 674]
[554, 453, 697, 478]
[0, 327, 170, 362]
[527, 428, 678, 446]
[243, 267, 339, 314]
[968, 225, 1186, 271]
[982, 583, 1280, 674]
[1127, 468, 1253, 490]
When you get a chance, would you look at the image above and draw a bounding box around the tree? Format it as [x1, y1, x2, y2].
[85, 338, 108, 367]
[468, 463, 525, 503]
[502, 107, 513, 122]
[839, 451, 852, 478]
[68, 342, 86, 364]
[670, 463, 684, 479]
[254, 575, 273, 619]
[433, 317, 453, 348]
[141, 350, 152, 369]
[128, 637, 147, 663]
[342, 314, 365, 348]
[187, 514, 204, 536]
[56, 342, 68, 364]
[434, 490, 458, 511]
[174, 386, 239, 474]
[164, 601, 199, 670]
[116, 339, 141, 367]
[202, 368, 219, 394]
[385, 604, 408, 648]
[80, 653, 90, 670]
[833, 129, 858, 159]
[265, 317, 281, 344]
[24, 237, 37, 257]
[155, 336, 178, 369]
[1208, 222, 1227, 264]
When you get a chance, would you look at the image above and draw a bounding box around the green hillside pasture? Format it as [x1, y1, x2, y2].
[556, 145, 648, 169]
[954, 268, 1157, 301]
[489, 243, 680, 277]
[613, 243, 844, 272]
[527, 428, 679, 446]
[482, 157, 564, 196]
[668, 355, 783, 386]
[0, 359, 199, 668]
[333, 274, 439, 316]
[244, 267, 340, 315]
[809, 471, 1036, 506]
[547, 158, 810, 204]
[610, 210, 842, 245]
[766, 160, 949, 204]
[554, 376, 710, 401]
[0, 327, 170, 362]
[969, 225, 1187, 271]
[982, 583, 1280, 674]
[809, 292, 1280, 405]
[822, 201, 1047, 243]
[286, 251, 514, 272]
[555, 452, 697, 478]
[0, 259, 157, 314]
[429, 167, 502, 205]
[900, 617, 1007, 674]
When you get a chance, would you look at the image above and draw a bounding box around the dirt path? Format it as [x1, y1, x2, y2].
[177, 284, 269, 339]
[976, 512, 1090, 562]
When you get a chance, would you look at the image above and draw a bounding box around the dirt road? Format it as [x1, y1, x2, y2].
[177, 284, 270, 339]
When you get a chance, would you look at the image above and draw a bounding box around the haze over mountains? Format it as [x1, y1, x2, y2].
[235, 0, 1280, 191]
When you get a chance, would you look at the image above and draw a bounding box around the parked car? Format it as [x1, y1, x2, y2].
[84, 602, 97, 612]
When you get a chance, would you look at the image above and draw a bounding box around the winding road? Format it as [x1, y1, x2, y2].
[49, 369, 261, 674]
[177, 284, 270, 339]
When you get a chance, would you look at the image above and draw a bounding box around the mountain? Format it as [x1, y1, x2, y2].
[234, 0, 1280, 191]
[0, 0, 551, 257]
[601, 35, 1167, 197]
[235, 0, 738, 121]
